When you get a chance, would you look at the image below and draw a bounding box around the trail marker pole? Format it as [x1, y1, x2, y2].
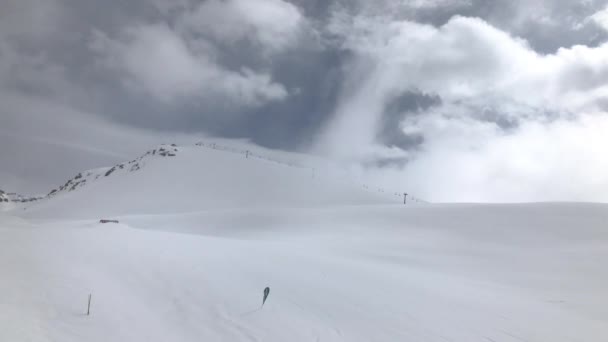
[87, 294, 92, 316]
[404, 193, 408, 205]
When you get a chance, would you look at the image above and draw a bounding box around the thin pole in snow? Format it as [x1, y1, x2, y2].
[87, 294, 92, 316]
[403, 193, 408, 205]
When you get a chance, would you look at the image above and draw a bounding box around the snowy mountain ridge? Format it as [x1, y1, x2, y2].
[1, 142, 428, 219]
[0, 144, 180, 203]
[0, 142, 426, 209]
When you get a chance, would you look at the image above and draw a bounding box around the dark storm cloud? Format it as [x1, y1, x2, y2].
[378, 92, 441, 150]
[103, 46, 348, 151]
[230, 48, 349, 149]
[70, 0, 352, 151]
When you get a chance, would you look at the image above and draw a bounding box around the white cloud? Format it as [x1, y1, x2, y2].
[88, 0, 306, 107]
[318, 13, 608, 201]
[589, 6, 608, 31]
[91, 23, 287, 106]
[395, 110, 608, 202]
[331, 15, 608, 110]
[406, 0, 472, 8]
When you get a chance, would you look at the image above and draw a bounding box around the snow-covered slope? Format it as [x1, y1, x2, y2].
[1, 142, 607, 342]
[16, 143, 401, 219]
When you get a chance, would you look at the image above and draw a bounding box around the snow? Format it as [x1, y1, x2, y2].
[1, 144, 607, 341]
[21, 144, 400, 219]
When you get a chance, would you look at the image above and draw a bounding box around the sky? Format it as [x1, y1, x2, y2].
[2, 0, 608, 202]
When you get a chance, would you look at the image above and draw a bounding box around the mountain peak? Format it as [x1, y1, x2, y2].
[6, 142, 413, 219]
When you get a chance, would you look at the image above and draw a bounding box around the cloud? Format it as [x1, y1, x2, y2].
[90, 23, 288, 106]
[393, 110, 608, 202]
[0, 41, 73, 100]
[179, 0, 305, 52]
[330, 14, 608, 109]
[339, 0, 608, 53]
[317, 12, 608, 201]
[87, 0, 311, 108]
[589, 6, 608, 31]
[0, 0, 66, 41]
[0, 91, 202, 194]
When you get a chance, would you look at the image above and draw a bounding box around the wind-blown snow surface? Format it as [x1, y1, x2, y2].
[1, 146, 607, 341]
